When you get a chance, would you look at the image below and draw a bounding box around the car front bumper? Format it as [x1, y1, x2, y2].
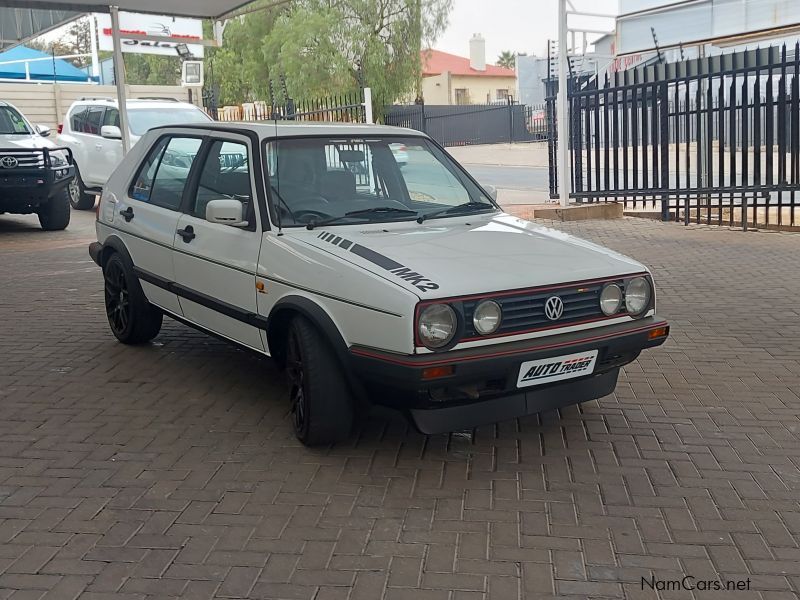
[349, 317, 669, 434]
[0, 166, 74, 209]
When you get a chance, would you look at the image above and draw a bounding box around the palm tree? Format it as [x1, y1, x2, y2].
[497, 51, 516, 70]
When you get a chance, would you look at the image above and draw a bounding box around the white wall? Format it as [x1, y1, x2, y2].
[0, 82, 201, 128]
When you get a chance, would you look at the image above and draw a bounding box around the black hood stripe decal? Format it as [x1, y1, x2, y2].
[315, 231, 439, 293]
[349, 244, 403, 271]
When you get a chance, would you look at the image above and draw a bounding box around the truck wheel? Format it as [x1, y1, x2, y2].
[103, 253, 162, 344]
[285, 315, 354, 445]
[37, 187, 71, 231]
[69, 168, 96, 210]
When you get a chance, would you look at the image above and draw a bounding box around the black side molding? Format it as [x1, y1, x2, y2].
[132, 266, 269, 329]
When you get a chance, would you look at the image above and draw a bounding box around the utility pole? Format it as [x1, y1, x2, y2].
[557, 0, 570, 208]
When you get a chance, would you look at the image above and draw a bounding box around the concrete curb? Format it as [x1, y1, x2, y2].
[506, 203, 624, 221]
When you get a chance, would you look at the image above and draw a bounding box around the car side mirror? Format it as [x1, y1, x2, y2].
[35, 124, 51, 137]
[482, 184, 498, 202]
[206, 198, 248, 227]
[101, 125, 122, 140]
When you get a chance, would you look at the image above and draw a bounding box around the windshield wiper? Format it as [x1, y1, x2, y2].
[306, 206, 417, 230]
[417, 201, 496, 223]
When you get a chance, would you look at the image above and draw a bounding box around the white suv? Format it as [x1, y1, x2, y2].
[57, 97, 211, 210]
[89, 122, 669, 445]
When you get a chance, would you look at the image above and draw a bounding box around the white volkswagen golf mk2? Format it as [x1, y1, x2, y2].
[89, 122, 669, 446]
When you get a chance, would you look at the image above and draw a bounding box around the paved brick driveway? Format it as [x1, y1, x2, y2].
[1, 210, 799, 600]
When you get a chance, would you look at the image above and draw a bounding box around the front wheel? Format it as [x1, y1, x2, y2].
[285, 316, 354, 446]
[69, 167, 96, 210]
[38, 187, 71, 231]
[103, 253, 162, 344]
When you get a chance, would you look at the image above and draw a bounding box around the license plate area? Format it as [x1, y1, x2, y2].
[516, 350, 599, 388]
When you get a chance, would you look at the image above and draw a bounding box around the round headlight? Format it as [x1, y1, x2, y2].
[625, 277, 651, 315]
[600, 283, 623, 316]
[473, 300, 502, 335]
[418, 304, 457, 349]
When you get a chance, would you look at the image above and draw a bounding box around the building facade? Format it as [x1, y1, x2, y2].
[421, 35, 516, 105]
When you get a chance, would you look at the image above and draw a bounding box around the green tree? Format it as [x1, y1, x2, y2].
[205, 11, 280, 105]
[497, 50, 516, 70]
[122, 54, 182, 86]
[262, 0, 452, 108]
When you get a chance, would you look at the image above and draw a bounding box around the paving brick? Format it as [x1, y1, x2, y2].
[2, 213, 800, 599]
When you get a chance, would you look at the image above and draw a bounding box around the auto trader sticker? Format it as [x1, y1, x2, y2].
[516, 350, 599, 388]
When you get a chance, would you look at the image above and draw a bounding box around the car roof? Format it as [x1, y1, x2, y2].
[69, 98, 200, 110]
[152, 121, 428, 139]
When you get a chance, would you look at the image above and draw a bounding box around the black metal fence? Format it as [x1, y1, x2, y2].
[549, 43, 800, 230]
[204, 88, 366, 123]
[385, 100, 547, 147]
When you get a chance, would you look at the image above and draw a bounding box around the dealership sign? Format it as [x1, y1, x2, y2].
[95, 12, 204, 57]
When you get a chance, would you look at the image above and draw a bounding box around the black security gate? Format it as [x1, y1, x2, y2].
[550, 43, 800, 230]
[385, 100, 547, 147]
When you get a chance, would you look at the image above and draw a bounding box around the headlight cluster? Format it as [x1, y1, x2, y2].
[600, 277, 652, 317]
[417, 304, 457, 349]
[49, 151, 69, 167]
[418, 299, 503, 350]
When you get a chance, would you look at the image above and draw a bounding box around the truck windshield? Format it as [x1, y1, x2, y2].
[127, 108, 212, 136]
[264, 136, 496, 228]
[0, 106, 32, 135]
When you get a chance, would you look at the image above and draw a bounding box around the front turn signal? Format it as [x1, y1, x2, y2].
[422, 365, 455, 380]
[648, 326, 669, 340]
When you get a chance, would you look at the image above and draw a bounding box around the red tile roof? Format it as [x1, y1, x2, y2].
[421, 49, 516, 78]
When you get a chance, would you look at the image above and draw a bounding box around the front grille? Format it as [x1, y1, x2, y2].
[462, 279, 628, 339]
[0, 150, 45, 168]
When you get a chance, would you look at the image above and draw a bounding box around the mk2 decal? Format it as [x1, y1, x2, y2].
[317, 231, 440, 293]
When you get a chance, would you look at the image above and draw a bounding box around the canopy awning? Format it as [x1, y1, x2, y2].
[0, 0, 268, 154]
[0, 0, 255, 19]
[0, 45, 97, 81]
[0, 7, 82, 51]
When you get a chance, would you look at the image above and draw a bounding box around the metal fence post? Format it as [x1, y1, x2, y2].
[660, 80, 670, 221]
[363, 87, 373, 124]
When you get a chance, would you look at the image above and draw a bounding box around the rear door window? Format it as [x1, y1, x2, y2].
[148, 137, 203, 210]
[69, 106, 87, 132]
[83, 106, 105, 135]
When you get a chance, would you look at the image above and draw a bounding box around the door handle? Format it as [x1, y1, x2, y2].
[120, 207, 134, 222]
[177, 226, 195, 243]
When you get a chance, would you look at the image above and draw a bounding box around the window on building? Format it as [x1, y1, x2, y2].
[497, 89, 510, 101]
[454, 89, 470, 105]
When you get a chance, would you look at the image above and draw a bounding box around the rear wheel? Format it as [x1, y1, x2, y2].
[37, 187, 71, 231]
[69, 167, 96, 210]
[285, 316, 354, 446]
[103, 253, 162, 344]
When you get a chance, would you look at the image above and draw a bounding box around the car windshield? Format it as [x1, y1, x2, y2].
[0, 106, 31, 135]
[265, 136, 496, 227]
[127, 107, 212, 136]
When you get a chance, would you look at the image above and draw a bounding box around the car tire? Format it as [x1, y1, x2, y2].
[69, 167, 96, 210]
[103, 252, 163, 344]
[285, 315, 354, 446]
[37, 187, 71, 231]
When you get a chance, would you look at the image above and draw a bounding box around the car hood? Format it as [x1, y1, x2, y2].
[0, 134, 56, 150]
[292, 212, 648, 298]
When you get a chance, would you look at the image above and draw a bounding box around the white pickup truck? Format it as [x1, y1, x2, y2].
[89, 121, 670, 445]
[0, 100, 74, 230]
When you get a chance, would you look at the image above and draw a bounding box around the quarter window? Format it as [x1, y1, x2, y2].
[192, 140, 252, 219]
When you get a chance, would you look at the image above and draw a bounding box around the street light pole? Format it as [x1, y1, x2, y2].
[557, 0, 570, 208]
